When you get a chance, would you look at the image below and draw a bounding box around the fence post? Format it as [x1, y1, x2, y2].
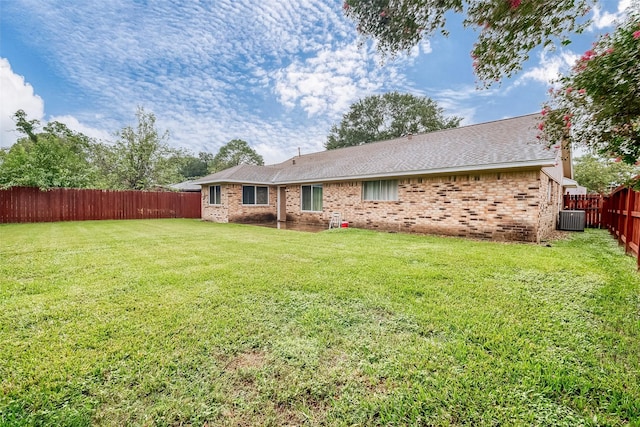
[602, 197, 609, 231]
[624, 189, 635, 255]
[617, 190, 625, 244]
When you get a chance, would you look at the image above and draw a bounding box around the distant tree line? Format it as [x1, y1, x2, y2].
[1, 92, 462, 190]
[3, 97, 628, 196]
[573, 154, 640, 194]
[0, 108, 264, 190]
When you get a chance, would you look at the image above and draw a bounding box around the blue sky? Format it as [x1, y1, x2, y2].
[0, 0, 631, 164]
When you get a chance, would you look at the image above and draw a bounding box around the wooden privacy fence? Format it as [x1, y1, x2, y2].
[563, 194, 603, 228]
[0, 187, 201, 223]
[602, 186, 640, 268]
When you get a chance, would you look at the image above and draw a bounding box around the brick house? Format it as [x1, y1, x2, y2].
[194, 114, 572, 243]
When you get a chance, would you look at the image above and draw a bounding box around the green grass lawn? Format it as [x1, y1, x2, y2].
[1, 219, 639, 426]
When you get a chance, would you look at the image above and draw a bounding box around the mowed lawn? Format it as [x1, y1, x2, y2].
[1, 220, 639, 426]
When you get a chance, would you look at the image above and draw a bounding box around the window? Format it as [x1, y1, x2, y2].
[363, 180, 398, 201]
[242, 185, 269, 205]
[209, 185, 221, 205]
[301, 184, 323, 211]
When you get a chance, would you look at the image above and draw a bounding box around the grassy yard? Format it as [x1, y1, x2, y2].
[1, 219, 639, 426]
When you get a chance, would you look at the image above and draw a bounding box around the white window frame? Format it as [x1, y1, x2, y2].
[209, 185, 221, 205]
[362, 180, 399, 201]
[242, 185, 269, 205]
[301, 184, 323, 212]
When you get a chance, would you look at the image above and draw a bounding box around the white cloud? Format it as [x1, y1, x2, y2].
[160, 110, 329, 164]
[409, 39, 433, 57]
[430, 85, 498, 126]
[1, 0, 367, 162]
[0, 58, 113, 148]
[272, 42, 409, 119]
[48, 115, 113, 142]
[517, 50, 579, 86]
[1, 0, 558, 164]
[0, 58, 44, 148]
[591, 0, 632, 29]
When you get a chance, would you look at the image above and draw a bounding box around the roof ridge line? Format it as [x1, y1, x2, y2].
[279, 113, 543, 163]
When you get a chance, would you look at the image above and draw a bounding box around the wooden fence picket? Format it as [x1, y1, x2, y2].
[0, 187, 201, 223]
[602, 185, 640, 269]
[562, 194, 603, 228]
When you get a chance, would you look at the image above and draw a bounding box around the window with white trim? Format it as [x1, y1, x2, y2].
[362, 180, 398, 201]
[209, 185, 221, 205]
[242, 185, 269, 205]
[301, 184, 323, 211]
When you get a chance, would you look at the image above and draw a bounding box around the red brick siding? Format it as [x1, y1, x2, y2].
[284, 185, 329, 225]
[201, 169, 561, 242]
[202, 184, 277, 223]
[319, 171, 544, 241]
[537, 172, 563, 242]
[202, 185, 228, 222]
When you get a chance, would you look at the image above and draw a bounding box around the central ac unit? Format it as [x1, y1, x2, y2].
[558, 210, 585, 231]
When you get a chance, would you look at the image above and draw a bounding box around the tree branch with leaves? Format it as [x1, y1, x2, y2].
[541, 12, 640, 164]
[343, 0, 592, 85]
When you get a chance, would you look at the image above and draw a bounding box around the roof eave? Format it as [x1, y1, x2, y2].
[275, 159, 557, 184]
[192, 178, 275, 186]
[194, 158, 556, 186]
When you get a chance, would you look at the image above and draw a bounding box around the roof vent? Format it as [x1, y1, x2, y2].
[292, 159, 296, 165]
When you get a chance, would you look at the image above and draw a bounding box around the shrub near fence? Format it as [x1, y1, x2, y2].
[0, 187, 201, 223]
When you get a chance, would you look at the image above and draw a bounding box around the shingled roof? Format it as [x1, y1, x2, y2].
[194, 114, 556, 186]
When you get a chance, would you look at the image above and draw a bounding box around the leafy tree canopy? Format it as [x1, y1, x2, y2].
[325, 92, 461, 150]
[573, 153, 640, 194]
[342, 0, 592, 85]
[179, 152, 214, 179]
[0, 110, 95, 189]
[1, 108, 202, 190]
[542, 12, 640, 164]
[109, 107, 183, 190]
[210, 139, 264, 172]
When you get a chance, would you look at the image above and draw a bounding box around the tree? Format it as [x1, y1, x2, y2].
[13, 109, 39, 143]
[109, 107, 183, 190]
[178, 152, 214, 179]
[210, 139, 264, 172]
[573, 154, 640, 194]
[325, 92, 461, 150]
[541, 13, 640, 164]
[0, 110, 96, 189]
[87, 142, 122, 189]
[342, 0, 591, 85]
